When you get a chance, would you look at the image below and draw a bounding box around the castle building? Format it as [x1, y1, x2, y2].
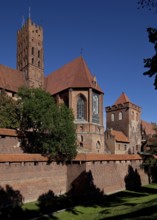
[105, 92, 141, 154]
[0, 18, 105, 153]
[17, 18, 44, 88]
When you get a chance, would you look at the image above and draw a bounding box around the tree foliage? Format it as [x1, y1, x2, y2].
[137, 0, 157, 10]
[141, 126, 157, 183]
[18, 87, 77, 161]
[137, 0, 157, 89]
[143, 27, 157, 89]
[0, 91, 20, 129]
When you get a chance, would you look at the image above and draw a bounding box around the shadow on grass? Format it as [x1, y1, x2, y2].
[100, 201, 157, 220]
[1, 167, 157, 219]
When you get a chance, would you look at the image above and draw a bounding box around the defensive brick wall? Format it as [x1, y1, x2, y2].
[0, 153, 148, 203]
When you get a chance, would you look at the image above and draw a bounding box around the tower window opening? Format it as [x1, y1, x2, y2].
[32, 47, 34, 55]
[32, 58, 34, 64]
[132, 111, 134, 120]
[119, 112, 123, 120]
[38, 50, 40, 58]
[111, 113, 115, 121]
[38, 61, 40, 68]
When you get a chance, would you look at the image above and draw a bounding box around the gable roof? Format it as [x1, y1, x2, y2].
[0, 64, 27, 92]
[114, 92, 130, 105]
[111, 129, 129, 143]
[141, 120, 156, 137]
[45, 56, 103, 95]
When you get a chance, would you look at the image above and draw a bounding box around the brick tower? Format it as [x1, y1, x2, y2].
[17, 18, 44, 88]
[105, 92, 141, 153]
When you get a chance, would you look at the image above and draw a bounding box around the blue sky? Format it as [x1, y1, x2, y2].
[0, 0, 156, 124]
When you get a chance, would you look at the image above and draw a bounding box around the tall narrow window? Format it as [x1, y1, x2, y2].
[119, 112, 123, 120]
[38, 50, 40, 58]
[111, 113, 115, 121]
[32, 58, 34, 64]
[38, 61, 40, 68]
[132, 111, 134, 120]
[32, 47, 34, 55]
[136, 112, 138, 121]
[77, 95, 86, 120]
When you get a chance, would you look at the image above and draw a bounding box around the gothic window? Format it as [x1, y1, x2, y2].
[119, 112, 123, 120]
[111, 113, 115, 121]
[96, 141, 101, 152]
[77, 95, 86, 120]
[32, 58, 34, 64]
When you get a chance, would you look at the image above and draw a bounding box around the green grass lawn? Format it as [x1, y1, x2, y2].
[52, 184, 157, 220]
[2, 184, 157, 219]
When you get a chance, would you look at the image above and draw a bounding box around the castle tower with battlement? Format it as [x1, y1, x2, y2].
[17, 18, 44, 88]
[105, 92, 141, 153]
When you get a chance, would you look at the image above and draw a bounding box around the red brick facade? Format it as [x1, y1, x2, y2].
[0, 153, 148, 203]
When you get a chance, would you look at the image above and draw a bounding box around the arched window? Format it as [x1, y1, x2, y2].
[77, 95, 86, 120]
[96, 141, 101, 152]
[111, 113, 115, 121]
[32, 58, 34, 64]
[119, 112, 123, 120]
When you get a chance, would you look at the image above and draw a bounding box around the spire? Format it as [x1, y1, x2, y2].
[22, 15, 25, 27]
[29, 7, 31, 19]
[114, 92, 130, 105]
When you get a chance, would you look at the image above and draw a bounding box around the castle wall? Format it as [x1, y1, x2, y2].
[0, 154, 148, 203]
[0, 128, 22, 154]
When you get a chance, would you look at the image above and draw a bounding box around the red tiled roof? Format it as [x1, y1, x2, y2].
[111, 129, 129, 143]
[114, 92, 130, 105]
[45, 56, 103, 95]
[0, 128, 17, 136]
[0, 64, 27, 92]
[141, 120, 156, 137]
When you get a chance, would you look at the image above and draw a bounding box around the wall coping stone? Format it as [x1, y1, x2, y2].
[0, 153, 142, 163]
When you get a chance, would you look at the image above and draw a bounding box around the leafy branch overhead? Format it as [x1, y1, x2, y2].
[143, 28, 157, 89]
[137, 0, 157, 10]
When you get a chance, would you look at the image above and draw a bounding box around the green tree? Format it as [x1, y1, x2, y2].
[52, 104, 77, 161]
[137, 0, 157, 89]
[0, 91, 20, 129]
[141, 125, 157, 183]
[143, 27, 157, 89]
[18, 87, 77, 161]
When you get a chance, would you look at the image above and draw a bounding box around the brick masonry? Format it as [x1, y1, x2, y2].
[0, 153, 148, 203]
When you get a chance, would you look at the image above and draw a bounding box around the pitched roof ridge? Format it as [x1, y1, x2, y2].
[46, 56, 103, 95]
[0, 64, 22, 73]
[114, 92, 130, 105]
[81, 56, 93, 86]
